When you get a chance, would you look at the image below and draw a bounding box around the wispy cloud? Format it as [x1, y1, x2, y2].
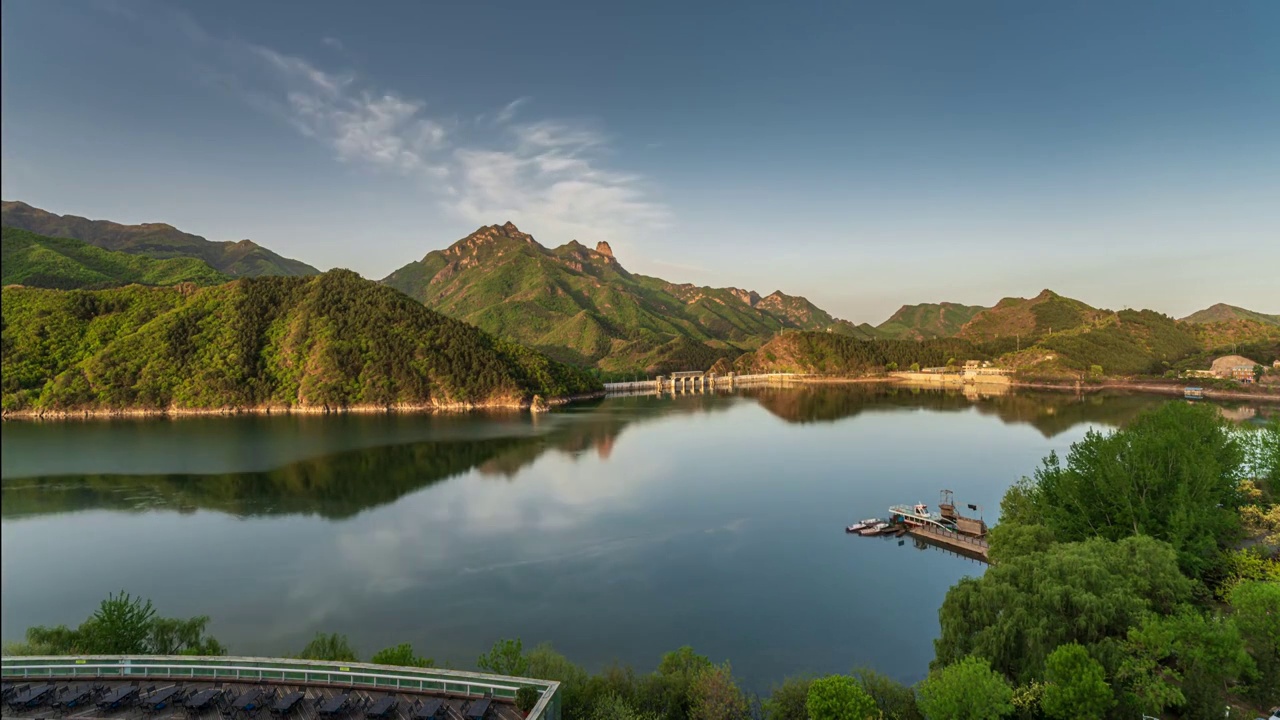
[321, 36, 344, 52]
[494, 96, 529, 125]
[254, 46, 448, 176]
[154, 11, 669, 245]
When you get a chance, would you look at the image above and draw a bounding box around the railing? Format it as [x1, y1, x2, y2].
[601, 373, 799, 393]
[910, 523, 989, 549]
[0, 656, 560, 720]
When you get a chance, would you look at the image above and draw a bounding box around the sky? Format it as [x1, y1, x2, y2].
[2, 0, 1277, 323]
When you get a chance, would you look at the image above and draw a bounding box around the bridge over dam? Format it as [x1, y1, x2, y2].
[602, 372, 803, 394]
[1, 656, 561, 720]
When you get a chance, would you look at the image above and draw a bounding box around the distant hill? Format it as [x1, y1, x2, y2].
[1010, 309, 1203, 376]
[876, 302, 987, 340]
[2, 227, 229, 289]
[733, 331, 978, 375]
[1180, 303, 1279, 326]
[1, 200, 318, 278]
[957, 290, 1106, 346]
[382, 222, 864, 372]
[1, 270, 599, 414]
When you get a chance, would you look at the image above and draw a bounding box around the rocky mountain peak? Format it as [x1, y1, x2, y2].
[595, 241, 614, 259]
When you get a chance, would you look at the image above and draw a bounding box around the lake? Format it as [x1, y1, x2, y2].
[0, 385, 1261, 689]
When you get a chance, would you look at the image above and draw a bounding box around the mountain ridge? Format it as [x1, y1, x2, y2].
[1181, 303, 1279, 326]
[2, 227, 230, 289]
[381, 222, 871, 372]
[876, 301, 988, 340]
[1, 200, 319, 278]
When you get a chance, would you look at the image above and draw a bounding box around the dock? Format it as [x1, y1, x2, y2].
[906, 524, 989, 562]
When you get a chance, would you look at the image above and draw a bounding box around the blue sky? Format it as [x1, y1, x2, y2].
[2, 0, 1277, 322]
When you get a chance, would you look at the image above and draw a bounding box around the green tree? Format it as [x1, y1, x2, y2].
[916, 656, 1014, 720]
[1255, 364, 1265, 382]
[1041, 644, 1111, 720]
[805, 675, 877, 720]
[526, 643, 593, 719]
[690, 663, 748, 720]
[298, 633, 358, 661]
[148, 615, 224, 655]
[851, 667, 922, 720]
[1088, 364, 1103, 378]
[935, 536, 1191, 683]
[589, 691, 659, 720]
[370, 643, 433, 667]
[1229, 580, 1280, 703]
[886, 361, 898, 372]
[515, 686, 541, 713]
[477, 637, 529, 677]
[910, 362, 920, 372]
[651, 646, 713, 720]
[13, 592, 223, 657]
[763, 676, 812, 720]
[1006, 402, 1246, 580]
[88, 590, 155, 654]
[1117, 609, 1255, 719]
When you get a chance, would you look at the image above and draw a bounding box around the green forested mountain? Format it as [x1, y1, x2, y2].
[1, 270, 599, 413]
[2, 200, 318, 277]
[381, 222, 866, 372]
[2, 227, 230, 289]
[875, 301, 987, 340]
[733, 331, 979, 375]
[1181, 303, 1280, 326]
[1009, 309, 1204, 375]
[956, 289, 1106, 345]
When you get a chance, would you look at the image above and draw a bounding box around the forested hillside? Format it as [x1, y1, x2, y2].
[1, 270, 599, 414]
[875, 302, 987, 340]
[733, 331, 980, 375]
[381, 222, 867, 372]
[957, 289, 1105, 344]
[2, 200, 318, 277]
[2, 227, 229, 289]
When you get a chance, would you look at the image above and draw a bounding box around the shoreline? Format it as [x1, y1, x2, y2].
[1006, 379, 1280, 403]
[0, 390, 609, 422]
[5, 376, 1277, 421]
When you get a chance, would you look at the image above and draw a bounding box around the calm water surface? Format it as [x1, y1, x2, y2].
[0, 386, 1254, 688]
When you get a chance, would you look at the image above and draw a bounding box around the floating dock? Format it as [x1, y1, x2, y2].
[906, 523, 989, 562]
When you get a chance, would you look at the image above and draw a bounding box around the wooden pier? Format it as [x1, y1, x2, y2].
[906, 524, 989, 562]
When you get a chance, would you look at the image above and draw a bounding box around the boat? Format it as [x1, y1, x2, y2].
[1184, 386, 1204, 400]
[859, 522, 890, 536]
[889, 490, 987, 538]
[845, 518, 880, 533]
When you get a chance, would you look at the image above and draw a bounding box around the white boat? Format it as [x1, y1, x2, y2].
[846, 518, 881, 533]
[859, 522, 890, 536]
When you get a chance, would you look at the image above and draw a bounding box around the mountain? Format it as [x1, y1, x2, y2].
[733, 331, 978, 375]
[1180, 303, 1279, 326]
[875, 302, 988, 340]
[1011, 309, 1203, 376]
[381, 222, 865, 372]
[2, 227, 230, 289]
[1, 270, 599, 414]
[1, 200, 318, 278]
[957, 289, 1106, 347]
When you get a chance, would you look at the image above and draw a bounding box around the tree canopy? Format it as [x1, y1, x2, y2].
[1008, 402, 1245, 580]
[9, 590, 223, 657]
[935, 535, 1192, 683]
[804, 675, 877, 720]
[916, 656, 1014, 720]
[1041, 643, 1112, 720]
